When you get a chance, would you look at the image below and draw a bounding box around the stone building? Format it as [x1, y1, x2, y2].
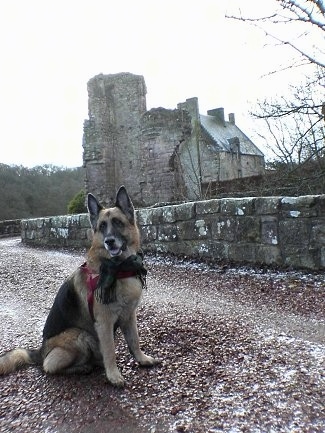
[83, 72, 265, 207]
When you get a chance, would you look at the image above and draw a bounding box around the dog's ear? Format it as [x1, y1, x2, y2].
[87, 193, 103, 230]
[115, 186, 135, 224]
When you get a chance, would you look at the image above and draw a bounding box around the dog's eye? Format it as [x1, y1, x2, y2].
[99, 221, 107, 232]
[112, 218, 125, 229]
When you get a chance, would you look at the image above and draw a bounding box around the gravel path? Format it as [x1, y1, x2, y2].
[0, 237, 324, 432]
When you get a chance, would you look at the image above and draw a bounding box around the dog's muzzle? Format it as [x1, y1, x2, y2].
[104, 236, 125, 256]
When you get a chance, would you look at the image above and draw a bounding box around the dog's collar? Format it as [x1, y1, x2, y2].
[80, 253, 147, 320]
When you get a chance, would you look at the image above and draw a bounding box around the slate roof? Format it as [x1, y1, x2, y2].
[200, 114, 264, 157]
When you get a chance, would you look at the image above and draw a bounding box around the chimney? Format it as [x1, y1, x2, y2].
[207, 107, 225, 126]
[177, 97, 199, 126]
[228, 113, 235, 124]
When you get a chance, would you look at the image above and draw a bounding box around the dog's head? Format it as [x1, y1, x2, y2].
[87, 186, 140, 258]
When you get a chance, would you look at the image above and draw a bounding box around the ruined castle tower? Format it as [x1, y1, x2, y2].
[83, 72, 191, 206]
[83, 72, 147, 205]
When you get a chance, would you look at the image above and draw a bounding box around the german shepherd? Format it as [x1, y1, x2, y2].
[0, 186, 160, 386]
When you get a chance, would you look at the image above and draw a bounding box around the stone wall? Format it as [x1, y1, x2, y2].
[21, 195, 325, 270]
[140, 108, 191, 204]
[0, 219, 21, 238]
[21, 214, 92, 248]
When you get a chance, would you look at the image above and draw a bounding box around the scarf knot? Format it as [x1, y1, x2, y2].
[95, 252, 147, 304]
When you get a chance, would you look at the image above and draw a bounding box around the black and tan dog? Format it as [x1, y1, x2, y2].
[0, 186, 160, 386]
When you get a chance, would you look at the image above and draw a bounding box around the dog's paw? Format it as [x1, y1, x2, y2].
[138, 354, 162, 367]
[106, 369, 125, 387]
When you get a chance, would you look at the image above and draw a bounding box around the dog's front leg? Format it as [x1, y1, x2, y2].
[120, 311, 161, 367]
[94, 304, 124, 387]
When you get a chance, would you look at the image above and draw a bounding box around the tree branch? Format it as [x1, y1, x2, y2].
[226, 0, 325, 68]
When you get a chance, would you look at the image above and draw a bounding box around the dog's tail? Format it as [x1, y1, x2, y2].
[0, 348, 42, 375]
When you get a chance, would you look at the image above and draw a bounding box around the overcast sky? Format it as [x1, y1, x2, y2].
[0, 0, 314, 168]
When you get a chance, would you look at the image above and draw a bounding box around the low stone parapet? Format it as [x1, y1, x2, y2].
[21, 195, 325, 270]
[0, 219, 21, 238]
[21, 214, 92, 248]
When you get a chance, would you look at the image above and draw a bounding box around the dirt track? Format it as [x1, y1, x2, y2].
[0, 238, 324, 432]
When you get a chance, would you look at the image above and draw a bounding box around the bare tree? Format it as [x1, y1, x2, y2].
[226, 0, 325, 69]
[227, 0, 324, 173]
[253, 67, 324, 165]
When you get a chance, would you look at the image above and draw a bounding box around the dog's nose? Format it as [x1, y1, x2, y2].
[105, 237, 116, 248]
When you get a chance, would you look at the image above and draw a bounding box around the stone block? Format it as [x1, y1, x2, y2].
[80, 214, 91, 228]
[162, 206, 177, 223]
[158, 240, 192, 256]
[27, 219, 38, 230]
[279, 220, 309, 246]
[177, 219, 211, 240]
[261, 216, 278, 245]
[310, 219, 325, 247]
[236, 216, 260, 243]
[196, 241, 211, 257]
[315, 195, 325, 216]
[177, 221, 194, 240]
[51, 216, 68, 228]
[27, 230, 36, 240]
[209, 240, 229, 260]
[157, 224, 178, 242]
[256, 245, 282, 265]
[145, 242, 169, 254]
[68, 227, 77, 240]
[194, 219, 210, 238]
[321, 247, 325, 268]
[282, 245, 317, 269]
[184, 240, 214, 258]
[211, 216, 236, 241]
[175, 202, 195, 221]
[78, 228, 89, 240]
[228, 243, 256, 263]
[280, 195, 318, 218]
[140, 225, 157, 242]
[87, 228, 94, 242]
[36, 218, 45, 229]
[151, 207, 164, 225]
[0, 220, 21, 237]
[50, 227, 69, 239]
[137, 209, 153, 226]
[21, 219, 28, 229]
[195, 199, 220, 215]
[68, 215, 80, 227]
[255, 197, 280, 215]
[220, 197, 255, 216]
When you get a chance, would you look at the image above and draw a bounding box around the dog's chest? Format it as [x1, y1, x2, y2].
[114, 277, 143, 307]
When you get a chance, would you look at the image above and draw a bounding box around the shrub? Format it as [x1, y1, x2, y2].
[67, 190, 87, 214]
